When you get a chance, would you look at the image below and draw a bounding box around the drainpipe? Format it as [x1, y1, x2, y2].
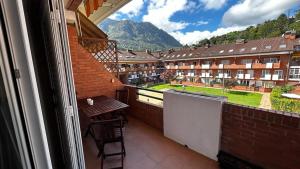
[285, 52, 292, 86]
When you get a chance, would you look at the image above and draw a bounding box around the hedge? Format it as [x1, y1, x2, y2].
[270, 87, 300, 113]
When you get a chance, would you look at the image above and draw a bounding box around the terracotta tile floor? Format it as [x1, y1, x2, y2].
[82, 117, 219, 169]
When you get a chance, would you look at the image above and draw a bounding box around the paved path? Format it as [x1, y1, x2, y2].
[259, 93, 271, 110]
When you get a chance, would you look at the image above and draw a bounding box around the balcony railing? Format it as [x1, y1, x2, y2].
[136, 87, 163, 107]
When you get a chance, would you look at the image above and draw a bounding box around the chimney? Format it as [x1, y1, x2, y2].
[284, 30, 296, 40]
[168, 48, 174, 54]
[236, 39, 245, 44]
[146, 49, 151, 54]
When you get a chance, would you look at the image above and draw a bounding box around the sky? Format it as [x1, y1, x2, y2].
[108, 0, 300, 45]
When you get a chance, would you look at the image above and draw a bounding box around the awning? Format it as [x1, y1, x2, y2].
[78, 0, 131, 24]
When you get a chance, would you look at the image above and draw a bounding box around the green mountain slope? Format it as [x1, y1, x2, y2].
[99, 19, 182, 51]
[194, 12, 300, 47]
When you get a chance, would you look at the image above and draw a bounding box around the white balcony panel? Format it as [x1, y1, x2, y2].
[272, 74, 279, 80]
[201, 73, 206, 77]
[238, 74, 244, 79]
[218, 74, 223, 78]
[262, 74, 272, 80]
[205, 73, 210, 77]
[166, 65, 170, 69]
[191, 65, 195, 69]
[202, 64, 210, 69]
[175, 65, 179, 69]
[164, 90, 226, 160]
[266, 63, 273, 69]
[245, 74, 251, 79]
[246, 63, 252, 69]
[218, 64, 224, 69]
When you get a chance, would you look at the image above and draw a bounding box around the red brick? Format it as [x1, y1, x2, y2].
[67, 25, 124, 99]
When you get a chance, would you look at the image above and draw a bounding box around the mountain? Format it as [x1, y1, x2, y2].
[99, 19, 182, 51]
[194, 12, 300, 47]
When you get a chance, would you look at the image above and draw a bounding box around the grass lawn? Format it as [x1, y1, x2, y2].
[149, 84, 263, 107]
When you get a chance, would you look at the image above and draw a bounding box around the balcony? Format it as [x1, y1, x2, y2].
[202, 64, 210, 69]
[217, 73, 230, 78]
[179, 65, 191, 69]
[201, 72, 212, 77]
[224, 64, 245, 69]
[83, 117, 218, 169]
[210, 64, 218, 69]
[260, 74, 272, 80]
[252, 62, 281, 69]
[236, 74, 244, 79]
[244, 74, 254, 79]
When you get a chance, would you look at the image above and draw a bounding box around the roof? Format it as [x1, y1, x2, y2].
[118, 37, 300, 62]
[162, 37, 297, 61]
[118, 50, 160, 63]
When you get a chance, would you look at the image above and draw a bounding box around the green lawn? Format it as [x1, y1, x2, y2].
[149, 84, 263, 107]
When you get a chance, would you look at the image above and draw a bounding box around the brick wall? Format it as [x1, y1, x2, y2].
[221, 103, 300, 169]
[67, 24, 123, 98]
[125, 85, 163, 131]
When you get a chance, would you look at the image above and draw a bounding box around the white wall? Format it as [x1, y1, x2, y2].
[163, 90, 226, 160]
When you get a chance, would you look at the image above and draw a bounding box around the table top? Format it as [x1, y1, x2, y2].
[77, 96, 129, 118]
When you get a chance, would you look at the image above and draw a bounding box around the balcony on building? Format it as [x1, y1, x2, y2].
[68, 2, 300, 169]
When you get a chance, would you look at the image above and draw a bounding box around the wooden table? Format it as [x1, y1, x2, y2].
[77, 96, 129, 118]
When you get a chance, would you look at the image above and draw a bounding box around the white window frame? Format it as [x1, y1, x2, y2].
[289, 66, 300, 80]
[241, 59, 252, 64]
[274, 70, 283, 79]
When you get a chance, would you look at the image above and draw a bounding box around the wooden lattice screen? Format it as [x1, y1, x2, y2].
[79, 37, 119, 77]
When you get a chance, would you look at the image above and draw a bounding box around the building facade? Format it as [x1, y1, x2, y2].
[118, 34, 300, 91]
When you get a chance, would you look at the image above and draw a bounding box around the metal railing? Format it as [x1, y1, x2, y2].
[136, 87, 163, 106]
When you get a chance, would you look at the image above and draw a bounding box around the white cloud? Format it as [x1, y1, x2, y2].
[143, 0, 189, 32]
[222, 0, 299, 26]
[201, 0, 227, 10]
[170, 25, 247, 45]
[192, 20, 209, 26]
[108, 13, 121, 20]
[111, 0, 144, 18]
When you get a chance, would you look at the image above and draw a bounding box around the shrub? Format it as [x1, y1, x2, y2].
[280, 85, 295, 93]
[270, 87, 300, 113]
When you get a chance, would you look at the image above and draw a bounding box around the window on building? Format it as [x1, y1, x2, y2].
[262, 70, 271, 77]
[220, 60, 230, 64]
[225, 70, 231, 76]
[177, 54, 181, 57]
[203, 60, 211, 64]
[241, 59, 252, 64]
[182, 54, 186, 57]
[237, 70, 243, 74]
[219, 50, 224, 53]
[228, 49, 234, 53]
[264, 57, 279, 63]
[240, 48, 245, 52]
[251, 47, 257, 51]
[289, 67, 300, 79]
[189, 53, 193, 56]
[274, 70, 283, 79]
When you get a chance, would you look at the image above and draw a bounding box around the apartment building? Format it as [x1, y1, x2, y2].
[117, 49, 164, 85]
[120, 34, 300, 91]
